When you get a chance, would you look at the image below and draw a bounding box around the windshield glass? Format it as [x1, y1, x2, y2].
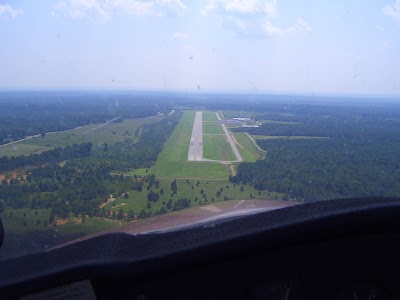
[0, 0, 399, 261]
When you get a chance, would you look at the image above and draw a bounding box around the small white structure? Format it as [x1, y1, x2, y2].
[233, 117, 251, 121]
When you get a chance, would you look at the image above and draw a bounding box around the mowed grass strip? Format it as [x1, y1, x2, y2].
[231, 131, 265, 162]
[152, 111, 230, 178]
[155, 111, 194, 162]
[202, 112, 219, 121]
[202, 122, 225, 134]
[203, 135, 236, 161]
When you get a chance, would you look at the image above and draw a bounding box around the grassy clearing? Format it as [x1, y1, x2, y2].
[0, 117, 160, 157]
[253, 135, 329, 140]
[103, 178, 284, 214]
[202, 112, 219, 121]
[203, 135, 236, 161]
[154, 162, 230, 178]
[202, 122, 225, 134]
[0, 144, 52, 157]
[152, 111, 230, 178]
[231, 131, 265, 162]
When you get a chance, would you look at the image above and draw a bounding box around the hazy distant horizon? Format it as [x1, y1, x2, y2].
[0, 89, 399, 105]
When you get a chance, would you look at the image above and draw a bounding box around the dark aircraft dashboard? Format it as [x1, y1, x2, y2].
[1, 197, 400, 300]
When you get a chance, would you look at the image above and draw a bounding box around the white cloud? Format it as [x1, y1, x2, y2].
[262, 18, 311, 37]
[224, 0, 264, 14]
[261, 20, 282, 36]
[105, 0, 187, 16]
[104, 0, 159, 17]
[202, 0, 310, 38]
[202, 0, 277, 17]
[0, 4, 23, 18]
[54, 0, 110, 20]
[54, 0, 187, 20]
[383, 0, 400, 22]
[157, 0, 187, 16]
[172, 32, 188, 40]
[264, 0, 277, 18]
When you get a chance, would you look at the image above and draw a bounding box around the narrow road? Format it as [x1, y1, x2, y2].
[216, 112, 243, 162]
[0, 135, 40, 149]
[245, 132, 268, 153]
[82, 116, 122, 134]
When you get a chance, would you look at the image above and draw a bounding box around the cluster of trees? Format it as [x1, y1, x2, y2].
[173, 198, 190, 211]
[0, 142, 93, 172]
[170, 179, 178, 194]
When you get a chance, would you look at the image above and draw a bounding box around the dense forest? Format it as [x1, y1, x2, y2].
[232, 138, 400, 201]
[231, 103, 400, 201]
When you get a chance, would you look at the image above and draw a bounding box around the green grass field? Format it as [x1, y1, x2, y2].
[0, 117, 160, 157]
[0, 207, 52, 233]
[231, 131, 265, 162]
[203, 135, 236, 161]
[202, 112, 219, 121]
[202, 122, 225, 134]
[152, 111, 231, 178]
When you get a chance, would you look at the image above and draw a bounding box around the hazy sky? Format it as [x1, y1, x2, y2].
[1, 0, 400, 96]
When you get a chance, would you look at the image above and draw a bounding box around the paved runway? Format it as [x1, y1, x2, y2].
[188, 111, 203, 161]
